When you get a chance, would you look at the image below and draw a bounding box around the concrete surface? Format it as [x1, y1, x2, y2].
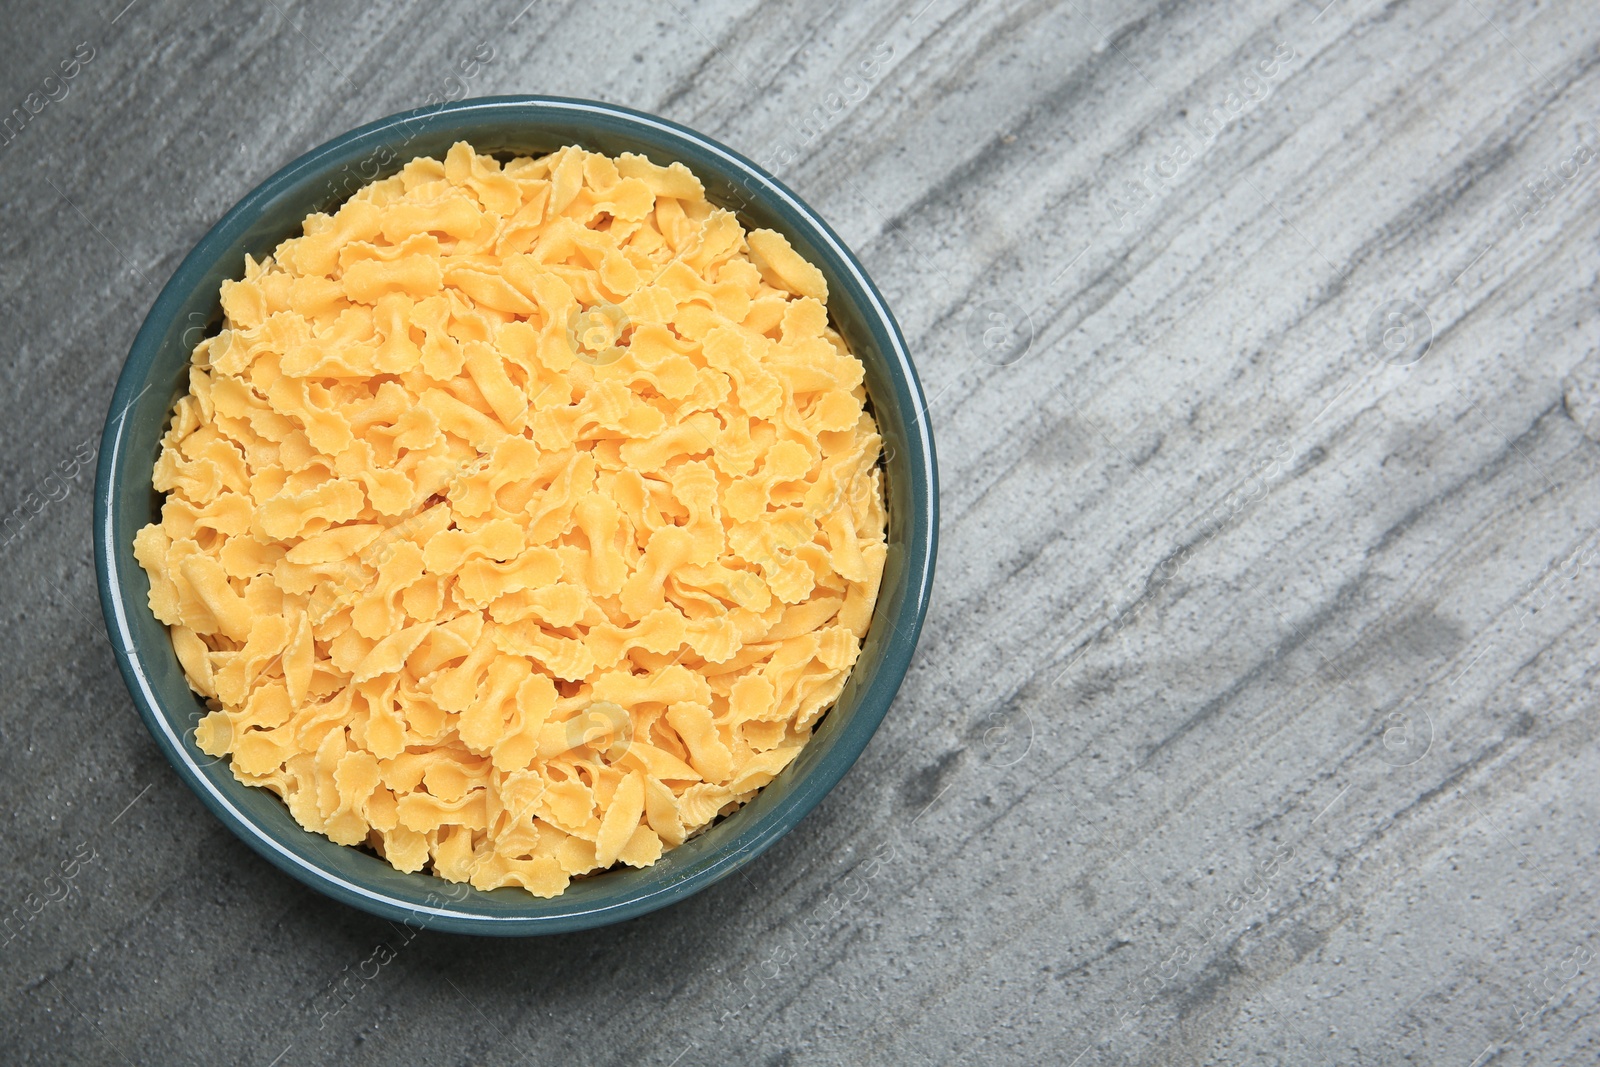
[3, 0, 1600, 1063]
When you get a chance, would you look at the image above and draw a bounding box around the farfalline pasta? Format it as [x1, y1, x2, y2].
[134, 142, 888, 897]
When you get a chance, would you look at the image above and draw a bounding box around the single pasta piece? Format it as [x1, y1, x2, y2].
[134, 141, 889, 898]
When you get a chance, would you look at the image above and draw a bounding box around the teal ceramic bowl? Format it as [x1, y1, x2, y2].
[93, 97, 937, 935]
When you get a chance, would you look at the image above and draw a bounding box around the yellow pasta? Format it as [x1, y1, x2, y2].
[135, 142, 889, 898]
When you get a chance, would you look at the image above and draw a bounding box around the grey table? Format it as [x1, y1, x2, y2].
[3, 0, 1598, 1063]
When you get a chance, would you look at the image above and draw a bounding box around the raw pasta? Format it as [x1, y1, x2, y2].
[134, 142, 888, 897]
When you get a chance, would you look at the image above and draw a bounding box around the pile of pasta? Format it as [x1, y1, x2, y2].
[134, 142, 888, 897]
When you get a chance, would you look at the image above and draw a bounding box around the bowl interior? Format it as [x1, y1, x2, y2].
[96, 97, 936, 934]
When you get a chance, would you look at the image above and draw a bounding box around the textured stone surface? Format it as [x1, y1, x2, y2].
[3, 0, 1600, 1064]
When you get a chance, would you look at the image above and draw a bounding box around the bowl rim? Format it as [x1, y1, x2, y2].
[94, 94, 937, 934]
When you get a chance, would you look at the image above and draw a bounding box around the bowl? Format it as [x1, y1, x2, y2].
[94, 96, 937, 935]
